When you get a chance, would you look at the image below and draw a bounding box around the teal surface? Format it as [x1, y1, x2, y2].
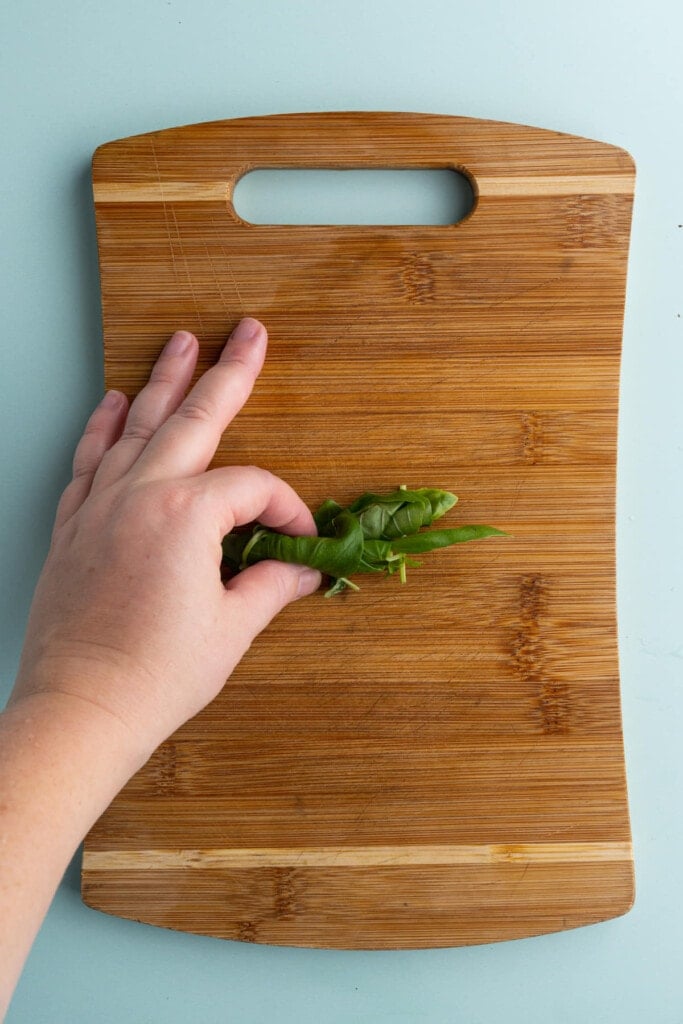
[2, 1, 682, 1020]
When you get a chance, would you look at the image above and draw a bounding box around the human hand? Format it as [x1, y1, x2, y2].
[10, 318, 321, 762]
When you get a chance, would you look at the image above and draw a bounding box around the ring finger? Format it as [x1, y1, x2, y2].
[91, 329, 198, 492]
[53, 389, 129, 532]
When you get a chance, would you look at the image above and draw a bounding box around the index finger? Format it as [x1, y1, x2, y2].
[133, 317, 267, 480]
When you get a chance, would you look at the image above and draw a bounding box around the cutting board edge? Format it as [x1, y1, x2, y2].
[91, 110, 636, 177]
[80, 858, 636, 950]
[86, 108, 636, 948]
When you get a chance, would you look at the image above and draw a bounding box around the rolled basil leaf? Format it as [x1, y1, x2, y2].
[238, 510, 364, 579]
[347, 487, 457, 540]
[221, 487, 505, 597]
[313, 498, 343, 534]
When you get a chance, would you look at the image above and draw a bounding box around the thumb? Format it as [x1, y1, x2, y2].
[224, 559, 321, 648]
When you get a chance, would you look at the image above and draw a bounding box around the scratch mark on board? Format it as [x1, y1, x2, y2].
[149, 136, 180, 287]
[171, 206, 205, 333]
[506, 473, 525, 520]
[445, 272, 567, 353]
[204, 240, 232, 314]
[210, 216, 247, 315]
[515, 861, 531, 890]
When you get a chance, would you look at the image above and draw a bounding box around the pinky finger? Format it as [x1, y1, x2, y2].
[54, 390, 129, 531]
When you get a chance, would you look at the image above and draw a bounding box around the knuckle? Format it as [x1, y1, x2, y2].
[277, 509, 301, 532]
[81, 416, 107, 440]
[72, 442, 100, 479]
[176, 399, 215, 425]
[266, 562, 298, 607]
[119, 481, 197, 532]
[152, 482, 194, 518]
[121, 420, 155, 444]
[156, 482, 212, 528]
[72, 458, 98, 481]
[222, 351, 254, 374]
[278, 568, 300, 607]
[243, 464, 268, 481]
[149, 368, 179, 387]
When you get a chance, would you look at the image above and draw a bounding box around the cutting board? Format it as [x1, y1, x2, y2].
[81, 112, 636, 949]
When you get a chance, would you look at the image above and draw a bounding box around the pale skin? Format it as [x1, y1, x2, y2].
[0, 317, 321, 1018]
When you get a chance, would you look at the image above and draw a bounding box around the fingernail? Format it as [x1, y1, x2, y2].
[229, 318, 264, 344]
[297, 568, 322, 598]
[101, 389, 125, 409]
[164, 330, 194, 356]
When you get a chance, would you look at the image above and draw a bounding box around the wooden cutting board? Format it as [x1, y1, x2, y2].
[81, 112, 636, 948]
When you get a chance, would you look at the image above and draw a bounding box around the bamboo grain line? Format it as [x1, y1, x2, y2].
[84, 841, 632, 871]
[93, 174, 633, 204]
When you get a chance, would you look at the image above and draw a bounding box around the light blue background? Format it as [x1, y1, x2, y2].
[2, 1, 682, 1021]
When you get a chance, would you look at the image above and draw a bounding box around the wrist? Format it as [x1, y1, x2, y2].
[0, 686, 150, 1015]
[5, 687, 152, 798]
[11, 651, 165, 769]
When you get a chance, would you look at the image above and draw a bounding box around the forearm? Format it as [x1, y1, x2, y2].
[0, 689, 147, 1018]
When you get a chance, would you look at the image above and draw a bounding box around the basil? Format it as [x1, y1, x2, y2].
[222, 487, 506, 597]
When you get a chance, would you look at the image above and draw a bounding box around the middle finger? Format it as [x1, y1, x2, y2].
[132, 317, 267, 482]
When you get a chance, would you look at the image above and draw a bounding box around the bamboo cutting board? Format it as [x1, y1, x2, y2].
[82, 112, 636, 948]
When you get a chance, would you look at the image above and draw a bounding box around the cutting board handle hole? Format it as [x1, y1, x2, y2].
[232, 169, 475, 226]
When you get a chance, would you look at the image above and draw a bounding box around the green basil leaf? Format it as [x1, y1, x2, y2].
[347, 487, 457, 539]
[357, 538, 394, 572]
[313, 498, 343, 535]
[391, 525, 508, 554]
[223, 488, 505, 598]
[243, 510, 364, 578]
[418, 488, 458, 521]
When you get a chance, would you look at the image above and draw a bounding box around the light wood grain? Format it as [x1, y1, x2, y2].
[82, 111, 635, 948]
[84, 841, 632, 870]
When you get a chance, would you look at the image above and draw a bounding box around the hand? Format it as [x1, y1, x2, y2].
[2, 316, 322, 1010]
[9, 317, 321, 761]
